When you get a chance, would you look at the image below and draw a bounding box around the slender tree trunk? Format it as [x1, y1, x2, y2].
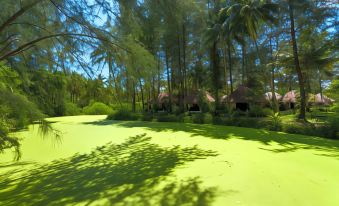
[222, 46, 228, 95]
[182, 23, 187, 111]
[241, 44, 246, 84]
[211, 41, 220, 112]
[269, 37, 278, 112]
[288, 1, 306, 120]
[152, 76, 156, 103]
[318, 68, 323, 100]
[139, 78, 144, 111]
[177, 34, 184, 112]
[132, 81, 136, 112]
[227, 41, 233, 92]
[157, 54, 161, 97]
[165, 48, 172, 112]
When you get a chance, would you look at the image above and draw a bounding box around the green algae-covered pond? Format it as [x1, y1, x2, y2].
[1, 115, 339, 206]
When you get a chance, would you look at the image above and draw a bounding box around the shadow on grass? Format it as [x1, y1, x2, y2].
[0, 134, 218, 206]
[84, 120, 339, 157]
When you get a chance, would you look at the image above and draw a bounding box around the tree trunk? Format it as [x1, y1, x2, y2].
[177, 34, 184, 112]
[222, 46, 228, 95]
[211, 41, 220, 112]
[318, 68, 323, 100]
[288, 1, 306, 120]
[132, 81, 136, 112]
[139, 78, 144, 111]
[157, 54, 161, 97]
[241, 44, 246, 84]
[182, 23, 187, 111]
[269, 37, 278, 112]
[227, 41, 233, 92]
[165, 48, 172, 112]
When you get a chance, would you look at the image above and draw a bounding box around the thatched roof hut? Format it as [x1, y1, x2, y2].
[282, 90, 298, 103]
[185, 91, 215, 105]
[221, 95, 228, 103]
[228, 85, 252, 103]
[309, 93, 334, 106]
[264, 92, 282, 102]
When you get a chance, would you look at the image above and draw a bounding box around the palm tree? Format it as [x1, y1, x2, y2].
[219, 0, 278, 107]
[287, 0, 306, 120]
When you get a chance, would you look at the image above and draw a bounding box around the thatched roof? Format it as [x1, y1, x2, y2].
[157, 91, 215, 105]
[282, 90, 298, 103]
[309, 93, 334, 106]
[205, 92, 215, 102]
[221, 95, 228, 103]
[157, 92, 178, 104]
[264, 92, 282, 101]
[185, 91, 215, 104]
[228, 85, 252, 103]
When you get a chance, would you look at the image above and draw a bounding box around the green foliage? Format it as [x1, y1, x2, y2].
[191, 113, 205, 124]
[64, 103, 82, 116]
[141, 112, 153, 121]
[29, 70, 67, 116]
[268, 113, 282, 131]
[83, 102, 113, 115]
[249, 105, 273, 117]
[0, 87, 43, 129]
[156, 113, 184, 122]
[107, 109, 139, 121]
[318, 117, 339, 139]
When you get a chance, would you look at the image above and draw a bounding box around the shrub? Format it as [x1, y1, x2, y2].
[156, 113, 183, 122]
[267, 113, 282, 131]
[192, 113, 205, 124]
[0, 88, 43, 128]
[64, 102, 81, 116]
[141, 112, 153, 121]
[200, 102, 211, 113]
[282, 123, 314, 136]
[249, 105, 272, 117]
[107, 109, 139, 121]
[317, 117, 339, 139]
[83, 102, 113, 115]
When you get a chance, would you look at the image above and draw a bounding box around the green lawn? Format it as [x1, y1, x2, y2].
[1, 115, 339, 206]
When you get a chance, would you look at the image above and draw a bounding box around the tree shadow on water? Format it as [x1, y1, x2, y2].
[107, 121, 339, 158]
[0, 134, 218, 206]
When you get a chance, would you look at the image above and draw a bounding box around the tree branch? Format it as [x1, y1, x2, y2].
[0, 0, 44, 33]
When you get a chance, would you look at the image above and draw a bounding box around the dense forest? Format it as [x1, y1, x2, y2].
[0, 0, 338, 156]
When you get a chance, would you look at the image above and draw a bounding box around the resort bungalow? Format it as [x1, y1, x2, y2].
[156, 91, 215, 112]
[227, 85, 252, 111]
[157, 92, 178, 111]
[220, 95, 228, 104]
[282, 90, 298, 109]
[263, 92, 282, 107]
[309, 93, 335, 107]
[264, 92, 282, 102]
[186, 91, 215, 111]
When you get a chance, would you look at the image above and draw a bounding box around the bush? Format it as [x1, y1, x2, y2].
[141, 112, 153, 121]
[83, 102, 113, 115]
[249, 105, 272, 117]
[317, 117, 339, 139]
[64, 102, 81, 116]
[0, 88, 43, 128]
[107, 109, 139, 121]
[192, 113, 205, 124]
[156, 113, 183, 122]
[282, 122, 314, 136]
[267, 113, 282, 131]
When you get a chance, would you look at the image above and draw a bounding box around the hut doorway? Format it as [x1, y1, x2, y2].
[290, 102, 295, 109]
[236, 103, 249, 111]
[188, 104, 200, 111]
